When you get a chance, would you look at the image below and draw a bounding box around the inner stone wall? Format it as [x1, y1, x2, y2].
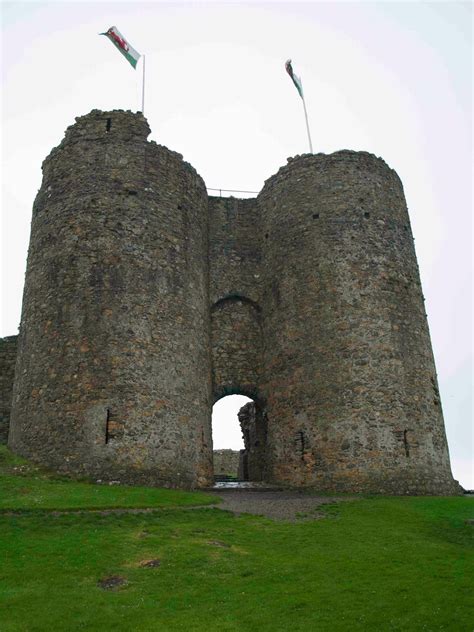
[213, 449, 240, 478]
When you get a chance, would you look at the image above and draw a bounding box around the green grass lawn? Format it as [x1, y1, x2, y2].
[1, 446, 473, 631]
[0, 447, 218, 511]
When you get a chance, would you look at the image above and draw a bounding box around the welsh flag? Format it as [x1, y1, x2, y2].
[101, 26, 141, 69]
[285, 59, 303, 99]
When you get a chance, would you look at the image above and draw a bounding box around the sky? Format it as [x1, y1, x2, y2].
[1, 1, 472, 488]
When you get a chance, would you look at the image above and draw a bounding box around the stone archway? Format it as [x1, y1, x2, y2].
[210, 295, 269, 481]
[211, 393, 269, 482]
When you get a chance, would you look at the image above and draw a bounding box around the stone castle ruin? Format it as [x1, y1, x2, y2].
[2, 109, 458, 494]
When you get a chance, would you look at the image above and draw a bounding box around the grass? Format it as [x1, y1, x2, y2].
[0, 447, 218, 510]
[0, 446, 473, 631]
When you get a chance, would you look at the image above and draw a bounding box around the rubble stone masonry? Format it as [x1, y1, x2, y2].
[213, 449, 240, 478]
[6, 109, 459, 493]
[0, 336, 17, 443]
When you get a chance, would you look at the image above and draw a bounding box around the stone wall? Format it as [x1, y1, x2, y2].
[6, 109, 458, 494]
[238, 401, 267, 481]
[211, 298, 263, 403]
[209, 197, 263, 402]
[213, 449, 240, 477]
[208, 197, 262, 306]
[0, 336, 17, 443]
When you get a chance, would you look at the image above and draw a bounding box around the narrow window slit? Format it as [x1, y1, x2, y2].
[105, 408, 111, 444]
[296, 430, 306, 461]
[364, 212, 370, 219]
[106, 118, 112, 132]
[403, 429, 410, 457]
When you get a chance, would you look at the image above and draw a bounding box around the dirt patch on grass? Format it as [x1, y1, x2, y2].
[210, 490, 352, 521]
[97, 575, 128, 590]
[139, 559, 161, 568]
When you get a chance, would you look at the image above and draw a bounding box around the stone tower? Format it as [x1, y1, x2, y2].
[7, 109, 458, 494]
[8, 110, 213, 487]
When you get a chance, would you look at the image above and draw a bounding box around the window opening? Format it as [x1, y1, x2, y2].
[105, 408, 111, 444]
[403, 429, 410, 457]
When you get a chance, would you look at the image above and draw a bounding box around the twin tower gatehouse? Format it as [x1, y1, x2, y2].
[5, 110, 458, 494]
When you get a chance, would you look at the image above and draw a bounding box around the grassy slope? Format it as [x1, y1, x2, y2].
[1, 447, 473, 632]
[0, 447, 218, 510]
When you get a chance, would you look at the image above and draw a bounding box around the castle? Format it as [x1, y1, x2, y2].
[1, 109, 458, 494]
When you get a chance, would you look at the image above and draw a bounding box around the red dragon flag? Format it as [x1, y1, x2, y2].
[285, 59, 304, 98]
[101, 26, 141, 69]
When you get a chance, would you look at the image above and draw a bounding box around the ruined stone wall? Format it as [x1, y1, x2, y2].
[238, 401, 267, 481]
[9, 110, 213, 487]
[0, 336, 18, 443]
[258, 151, 456, 494]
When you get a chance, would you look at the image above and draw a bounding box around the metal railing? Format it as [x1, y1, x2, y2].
[207, 187, 259, 197]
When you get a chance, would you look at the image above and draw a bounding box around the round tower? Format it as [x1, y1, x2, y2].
[258, 151, 457, 494]
[9, 110, 213, 488]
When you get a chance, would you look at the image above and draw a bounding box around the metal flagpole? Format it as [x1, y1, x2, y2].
[141, 55, 146, 114]
[301, 95, 313, 154]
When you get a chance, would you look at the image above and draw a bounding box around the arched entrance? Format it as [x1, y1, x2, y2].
[211, 393, 269, 482]
[212, 394, 250, 481]
[210, 295, 269, 482]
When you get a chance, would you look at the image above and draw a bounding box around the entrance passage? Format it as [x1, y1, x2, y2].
[211, 394, 268, 483]
[212, 395, 250, 482]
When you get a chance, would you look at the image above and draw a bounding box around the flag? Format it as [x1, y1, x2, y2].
[101, 26, 141, 69]
[285, 59, 303, 98]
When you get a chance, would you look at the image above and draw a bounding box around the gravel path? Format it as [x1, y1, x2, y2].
[209, 490, 350, 521]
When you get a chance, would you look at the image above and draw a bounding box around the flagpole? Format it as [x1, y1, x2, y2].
[141, 55, 146, 114]
[301, 95, 313, 154]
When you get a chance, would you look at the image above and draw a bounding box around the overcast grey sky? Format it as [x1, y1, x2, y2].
[1, 1, 472, 487]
